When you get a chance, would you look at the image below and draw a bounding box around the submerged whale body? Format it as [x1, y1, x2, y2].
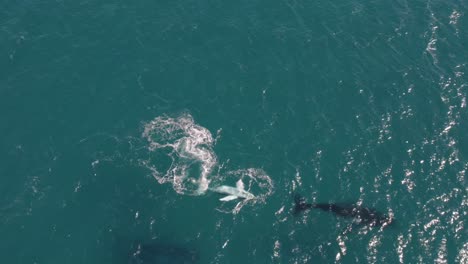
[127, 240, 199, 264]
[294, 194, 393, 227]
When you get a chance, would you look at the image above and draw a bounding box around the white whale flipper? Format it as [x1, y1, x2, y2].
[209, 179, 255, 201]
[236, 179, 245, 191]
[220, 195, 238, 201]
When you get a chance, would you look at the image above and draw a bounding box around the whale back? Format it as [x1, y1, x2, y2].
[294, 194, 393, 227]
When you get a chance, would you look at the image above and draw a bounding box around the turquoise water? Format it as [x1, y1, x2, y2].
[1, 0, 467, 263]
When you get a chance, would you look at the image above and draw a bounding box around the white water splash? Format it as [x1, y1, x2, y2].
[425, 25, 438, 63]
[458, 242, 468, 264]
[449, 10, 461, 36]
[141, 113, 274, 209]
[141, 113, 216, 195]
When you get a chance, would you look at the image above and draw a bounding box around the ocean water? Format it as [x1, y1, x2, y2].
[1, 0, 467, 263]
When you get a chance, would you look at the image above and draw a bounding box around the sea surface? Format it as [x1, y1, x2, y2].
[1, 0, 467, 263]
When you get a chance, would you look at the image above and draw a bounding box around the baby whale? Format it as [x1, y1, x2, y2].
[294, 194, 394, 227]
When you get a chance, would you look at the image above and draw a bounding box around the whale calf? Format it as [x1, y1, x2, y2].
[209, 179, 255, 201]
[294, 194, 393, 227]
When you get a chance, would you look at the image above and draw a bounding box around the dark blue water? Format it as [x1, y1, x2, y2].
[1, 0, 467, 263]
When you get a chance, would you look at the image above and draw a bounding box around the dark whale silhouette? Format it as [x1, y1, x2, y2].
[114, 236, 199, 264]
[294, 194, 394, 227]
[129, 241, 199, 264]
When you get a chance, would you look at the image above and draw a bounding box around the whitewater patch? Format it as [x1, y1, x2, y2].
[140, 113, 274, 209]
[141, 113, 216, 195]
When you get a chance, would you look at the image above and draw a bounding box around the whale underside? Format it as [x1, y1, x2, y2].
[209, 179, 255, 201]
[294, 194, 393, 227]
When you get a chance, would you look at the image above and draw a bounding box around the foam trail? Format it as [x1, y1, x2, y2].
[141, 113, 274, 211]
[142, 113, 216, 195]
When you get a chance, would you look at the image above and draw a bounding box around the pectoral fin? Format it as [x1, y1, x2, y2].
[220, 195, 238, 201]
[236, 179, 245, 191]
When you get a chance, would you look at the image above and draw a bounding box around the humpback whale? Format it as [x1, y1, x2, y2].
[294, 194, 393, 227]
[128, 240, 199, 264]
[209, 179, 255, 201]
[113, 236, 199, 264]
